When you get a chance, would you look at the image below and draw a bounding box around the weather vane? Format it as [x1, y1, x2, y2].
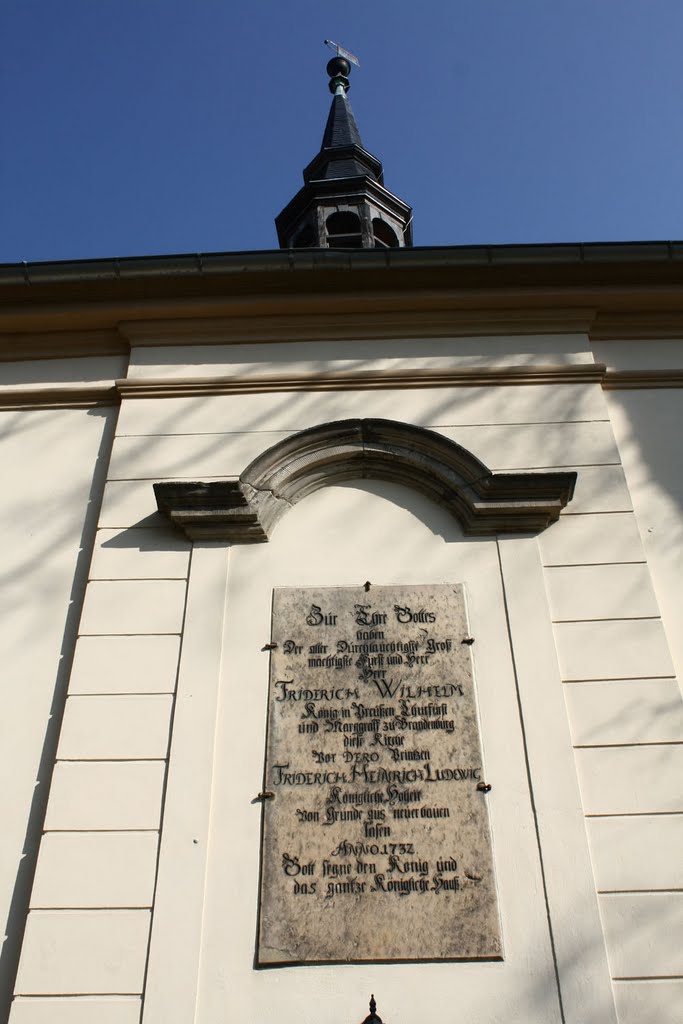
[324, 38, 360, 67]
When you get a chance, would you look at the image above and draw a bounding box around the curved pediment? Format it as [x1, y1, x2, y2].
[154, 418, 576, 542]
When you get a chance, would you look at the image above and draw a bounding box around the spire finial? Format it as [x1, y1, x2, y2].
[323, 39, 360, 94]
[361, 994, 383, 1024]
[327, 55, 351, 94]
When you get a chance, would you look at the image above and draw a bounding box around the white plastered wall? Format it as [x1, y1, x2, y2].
[586, 338, 683, 1022]
[593, 339, 683, 686]
[0, 396, 117, 1022]
[185, 484, 612, 1024]
[7, 332, 683, 1024]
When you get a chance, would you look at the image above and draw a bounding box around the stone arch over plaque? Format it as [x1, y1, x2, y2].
[154, 418, 576, 540]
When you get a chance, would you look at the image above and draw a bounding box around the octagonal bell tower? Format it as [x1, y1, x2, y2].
[275, 56, 413, 249]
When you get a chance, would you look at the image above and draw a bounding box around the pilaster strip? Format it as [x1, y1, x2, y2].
[141, 544, 230, 1024]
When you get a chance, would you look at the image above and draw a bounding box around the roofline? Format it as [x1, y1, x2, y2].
[4, 240, 683, 350]
[2, 239, 683, 289]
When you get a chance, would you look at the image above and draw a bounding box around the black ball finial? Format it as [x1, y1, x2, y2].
[327, 56, 351, 77]
[327, 55, 351, 93]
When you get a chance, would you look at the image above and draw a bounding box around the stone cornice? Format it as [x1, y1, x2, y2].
[0, 384, 119, 411]
[117, 363, 606, 400]
[3, 362, 682, 410]
[602, 370, 683, 389]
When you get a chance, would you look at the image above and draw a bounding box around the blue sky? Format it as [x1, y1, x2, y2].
[2, 0, 682, 262]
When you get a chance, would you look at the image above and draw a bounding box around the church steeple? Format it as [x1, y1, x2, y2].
[275, 55, 412, 249]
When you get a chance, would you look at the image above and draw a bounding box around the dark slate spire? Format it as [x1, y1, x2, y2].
[275, 55, 412, 249]
[322, 89, 363, 149]
[306, 63, 383, 184]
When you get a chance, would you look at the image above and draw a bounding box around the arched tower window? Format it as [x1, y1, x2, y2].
[326, 210, 363, 248]
[372, 219, 399, 248]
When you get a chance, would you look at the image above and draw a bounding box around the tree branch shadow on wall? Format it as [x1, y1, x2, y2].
[7, 357, 679, 1021]
[0, 408, 117, 1024]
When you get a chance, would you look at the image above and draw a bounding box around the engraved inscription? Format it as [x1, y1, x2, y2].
[257, 584, 503, 964]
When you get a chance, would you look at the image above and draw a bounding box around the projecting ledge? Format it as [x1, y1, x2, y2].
[153, 419, 577, 542]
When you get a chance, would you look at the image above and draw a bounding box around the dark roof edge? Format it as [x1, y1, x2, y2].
[1, 241, 681, 288]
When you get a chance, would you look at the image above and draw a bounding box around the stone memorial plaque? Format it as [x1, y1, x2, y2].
[257, 584, 502, 964]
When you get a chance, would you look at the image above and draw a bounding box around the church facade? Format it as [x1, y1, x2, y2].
[0, 57, 682, 1024]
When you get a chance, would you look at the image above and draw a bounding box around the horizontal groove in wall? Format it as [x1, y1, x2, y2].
[586, 811, 683, 818]
[598, 889, 683, 895]
[557, 510, 633, 517]
[15, 992, 144, 1000]
[542, 560, 647, 568]
[55, 758, 168, 764]
[86, 576, 189, 583]
[554, 616, 660, 624]
[563, 675, 674, 684]
[561, 510, 630, 518]
[29, 905, 154, 911]
[481, 462, 619, 471]
[113, 418, 612, 439]
[574, 741, 683, 749]
[101, 476, 233, 482]
[613, 977, 683, 985]
[75, 626, 184, 634]
[62, 691, 176, 698]
[77, 631, 182, 638]
[43, 828, 160, 833]
[23, 907, 150, 916]
[612, 975, 683, 981]
[12, 991, 144, 998]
